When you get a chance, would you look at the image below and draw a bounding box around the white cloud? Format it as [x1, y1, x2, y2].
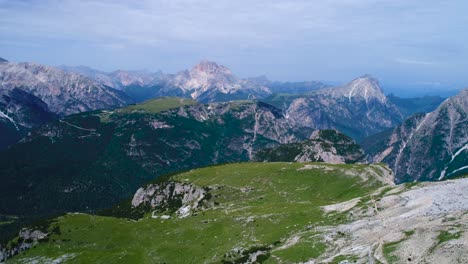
[395, 58, 438, 66]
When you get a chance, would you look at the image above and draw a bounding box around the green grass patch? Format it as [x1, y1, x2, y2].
[272, 240, 326, 263]
[383, 240, 404, 263]
[331, 254, 359, 263]
[118, 97, 197, 113]
[437, 230, 462, 244]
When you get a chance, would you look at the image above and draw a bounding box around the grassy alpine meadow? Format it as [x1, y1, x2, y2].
[7, 162, 387, 263]
[118, 97, 198, 114]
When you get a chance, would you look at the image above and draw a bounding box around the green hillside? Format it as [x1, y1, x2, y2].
[6, 162, 388, 263]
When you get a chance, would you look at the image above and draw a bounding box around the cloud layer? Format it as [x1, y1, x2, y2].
[1, 0, 468, 87]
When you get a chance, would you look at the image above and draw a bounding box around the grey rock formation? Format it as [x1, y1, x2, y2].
[132, 182, 207, 218]
[0, 228, 47, 262]
[367, 89, 468, 182]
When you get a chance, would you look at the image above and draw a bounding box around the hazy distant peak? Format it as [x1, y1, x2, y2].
[191, 60, 232, 76]
[0, 57, 8, 63]
[315, 75, 386, 104]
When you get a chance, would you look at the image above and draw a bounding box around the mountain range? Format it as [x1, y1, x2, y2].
[60, 61, 328, 104]
[0, 57, 467, 263]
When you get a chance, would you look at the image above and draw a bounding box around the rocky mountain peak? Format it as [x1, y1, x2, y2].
[343, 75, 386, 103]
[190, 60, 232, 76]
[0, 57, 7, 63]
[446, 88, 468, 110]
[316, 75, 387, 104]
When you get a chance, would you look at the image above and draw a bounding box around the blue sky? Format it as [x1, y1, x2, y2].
[1, 0, 467, 95]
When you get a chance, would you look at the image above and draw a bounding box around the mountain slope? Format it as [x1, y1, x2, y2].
[286, 76, 403, 140]
[2, 162, 394, 263]
[0, 62, 132, 116]
[0, 99, 312, 223]
[0, 89, 57, 149]
[254, 129, 365, 163]
[4, 163, 467, 263]
[367, 89, 468, 182]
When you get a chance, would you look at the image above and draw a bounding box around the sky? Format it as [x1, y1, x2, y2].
[1, 0, 468, 96]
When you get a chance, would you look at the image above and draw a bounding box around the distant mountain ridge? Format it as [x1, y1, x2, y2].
[0, 62, 131, 116]
[61, 61, 271, 103]
[61, 60, 329, 103]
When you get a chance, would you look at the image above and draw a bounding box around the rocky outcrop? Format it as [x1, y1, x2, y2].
[285, 76, 403, 140]
[366, 89, 468, 182]
[0, 228, 48, 262]
[131, 182, 207, 218]
[255, 129, 365, 164]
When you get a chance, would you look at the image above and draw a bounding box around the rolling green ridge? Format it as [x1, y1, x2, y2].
[5, 162, 386, 263]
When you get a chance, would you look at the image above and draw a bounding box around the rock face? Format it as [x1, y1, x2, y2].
[286, 76, 403, 140]
[255, 129, 365, 164]
[366, 89, 468, 182]
[0, 61, 132, 116]
[319, 178, 468, 263]
[0, 228, 48, 262]
[131, 182, 207, 218]
[0, 99, 312, 219]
